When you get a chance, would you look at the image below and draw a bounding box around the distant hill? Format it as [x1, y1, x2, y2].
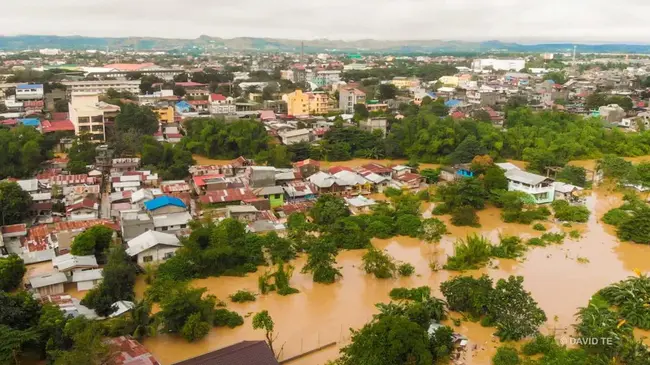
[2, 35, 650, 54]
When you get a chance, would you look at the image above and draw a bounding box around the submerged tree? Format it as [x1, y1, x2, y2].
[301, 239, 341, 284]
[252, 310, 280, 359]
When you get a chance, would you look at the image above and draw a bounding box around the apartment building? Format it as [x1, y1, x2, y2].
[68, 93, 120, 142]
[15, 83, 44, 100]
[338, 87, 366, 114]
[283, 90, 331, 116]
[62, 80, 141, 97]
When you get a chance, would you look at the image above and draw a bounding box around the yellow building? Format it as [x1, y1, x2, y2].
[391, 77, 421, 89]
[68, 93, 120, 143]
[154, 106, 175, 124]
[438, 75, 459, 87]
[282, 90, 331, 116]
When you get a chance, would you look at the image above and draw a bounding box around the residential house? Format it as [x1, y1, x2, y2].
[111, 158, 141, 174]
[391, 77, 421, 89]
[279, 128, 311, 145]
[15, 83, 44, 100]
[332, 169, 373, 194]
[599, 104, 626, 124]
[249, 166, 276, 188]
[173, 82, 209, 97]
[505, 169, 555, 204]
[126, 231, 182, 265]
[29, 271, 68, 296]
[394, 173, 424, 190]
[66, 198, 99, 221]
[553, 182, 584, 202]
[307, 171, 350, 195]
[253, 186, 285, 209]
[144, 196, 187, 216]
[283, 183, 316, 202]
[120, 211, 155, 242]
[361, 163, 393, 178]
[293, 159, 320, 179]
[345, 195, 377, 214]
[0, 224, 27, 255]
[226, 205, 260, 222]
[152, 212, 192, 234]
[111, 174, 143, 192]
[153, 106, 175, 124]
[172, 341, 278, 365]
[72, 269, 103, 291]
[339, 87, 366, 114]
[52, 254, 99, 275]
[209, 93, 236, 114]
[357, 170, 391, 192]
[199, 188, 257, 207]
[106, 336, 160, 365]
[359, 118, 388, 137]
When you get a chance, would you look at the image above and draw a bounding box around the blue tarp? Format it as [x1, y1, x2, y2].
[445, 99, 461, 107]
[19, 118, 40, 127]
[144, 196, 186, 211]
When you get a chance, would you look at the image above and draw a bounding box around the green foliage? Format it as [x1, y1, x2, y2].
[444, 234, 493, 271]
[0, 126, 50, 180]
[180, 313, 211, 342]
[301, 238, 341, 284]
[598, 155, 634, 179]
[229, 290, 257, 303]
[327, 217, 371, 249]
[0, 181, 33, 225]
[397, 263, 415, 277]
[496, 190, 550, 224]
[322, 127, 384, 160]
[569, 230, 582, 239]
[81, 245, 136, 316]
[440, 275, 493, 318]
[526, 237, 547, 246]
[532, 223, 546, 231]
[362, 247, 397, 279]
[556, 165, 588, 187]
[491, 235, 527, 259]
[395, 214, 422, 237]
[436, 178, 488, 211]
[551, 200, 590, 222]
[420, 218, 447, 243]
[540, 232, 566, 244]
[115, 103, 159, 135]
[492, 346, 521, 365]
[140, 136, 195, 180]
[449, 135, 487, 164]
[389, 286, 432, 301]
[310, 195, 350, 226]
[252, 310, 277, 356]
[420, 168, 440, 183]
[383, 187, 403, 198]
[490, 276, 547, 341]
[483, 167, 509, 192]
[617, 208, 650, 244]
[339, 315, 434, 365]
[213, 309, 244, 328]
[450, 206, 480, 227]
[599, 275, 650, 330]
[258, 263, 300, 296]
[0, 254, 26, 292]
[159, 286, 216, 339]
[261, 232, 296, 264]
[183, 118, 270, 159]
[70, 225, 114, 257]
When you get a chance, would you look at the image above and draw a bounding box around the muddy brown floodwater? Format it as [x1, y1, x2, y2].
[130, 182, 650, 365]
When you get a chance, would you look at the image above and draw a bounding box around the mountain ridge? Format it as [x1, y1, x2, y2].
[2, 35, 650, 54]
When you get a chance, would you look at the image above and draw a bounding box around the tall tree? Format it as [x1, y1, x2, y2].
[252, 310, 279, 358]
[0, 255, 26, 292]
[115, 104, 159, 135]
[0, 182, 32, 225]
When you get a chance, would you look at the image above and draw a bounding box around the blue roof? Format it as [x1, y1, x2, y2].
[17, 84, 43, 90]
[445, 99, 461, 107]
[426, 92, 437, 98]
[144, 196, 187, 211]
[19, 118, 40, 127]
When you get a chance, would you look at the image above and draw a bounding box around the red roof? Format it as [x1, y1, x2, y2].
[313, 128, 327, 136]
[210, 93, 227, 101]
[41, 119, 75, 133]
[0, 119, 18, 126]
[50, 174, 97, 185]
[451, 111, 466, 119]
[199, 188, 256, 204]
[192, 174, 225, 187]
[328, 166, 354, 174]
[396, 173, 423, 183]
[66, 198, 98, 213]
[293, 159, 320, 168]
[188, 100, 209, 105]
[52, 112, 69, 121]
[174, 82, 207, 87]
[260, 110, 276, 121]
[279, 202, 314, 215]
[106, 336, 160, 365]
[166, 133, 182, 138]
[23, 100, 44, 108]
[361, 163, 391, 174]
[1, 224, 28, 235]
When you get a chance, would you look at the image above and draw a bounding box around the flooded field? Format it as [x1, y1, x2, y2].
[132, 184, 650, 365]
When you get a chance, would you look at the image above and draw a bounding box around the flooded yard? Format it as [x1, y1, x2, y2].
[133, 184, 650, 365]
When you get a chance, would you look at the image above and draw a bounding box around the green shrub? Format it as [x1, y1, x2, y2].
[431, 203, 449, 215]
[451, 206, 480, 227]
[492, 235, 526, 259]
[551, 200, 590, 223]
[397, 263, 415, 277]
[444, 234, 493, 271]
[362, 247, 397, 279]
[526, 238, 547, 247]
[229, 290, 256, 303]
[181, 313, 211, 342]
[492, 346, 521, 365]
[569, 230, 582, 239]
[540, 232, 565, 244]
[602, 208, 630, 226]
[532, 223, 546, 231]
[389, 286, 431, 301]
[213, 309, 244, 328]
[521, 334, 557, 356]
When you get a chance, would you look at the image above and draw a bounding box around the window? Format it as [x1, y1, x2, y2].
[161, 227, 168, 231]
[164, 252, 174, 260]
[274, 194, 281, 199]
[143, 255, 153, 262]
[180, 224, 187, 229]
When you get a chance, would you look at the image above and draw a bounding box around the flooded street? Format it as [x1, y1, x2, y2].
[133, 180, 650, 365]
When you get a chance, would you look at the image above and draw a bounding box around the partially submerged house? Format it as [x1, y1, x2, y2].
[126, 231, 182, 264]
[172, 340, 278, 365]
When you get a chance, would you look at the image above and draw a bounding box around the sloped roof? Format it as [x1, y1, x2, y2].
[52, 254, 98, 271]
[173, 341, 278, 365]
[144, 196, 186, 211]
[505, 169, 550, 185]
[72, 268, 103, 282]
[30, 271, 68, 289]
[126, 231, 181, 256]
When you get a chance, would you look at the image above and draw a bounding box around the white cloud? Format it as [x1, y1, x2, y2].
[1, 0, 648, 43]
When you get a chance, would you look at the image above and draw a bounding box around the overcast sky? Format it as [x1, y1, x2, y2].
[1, 0, 649, 43]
